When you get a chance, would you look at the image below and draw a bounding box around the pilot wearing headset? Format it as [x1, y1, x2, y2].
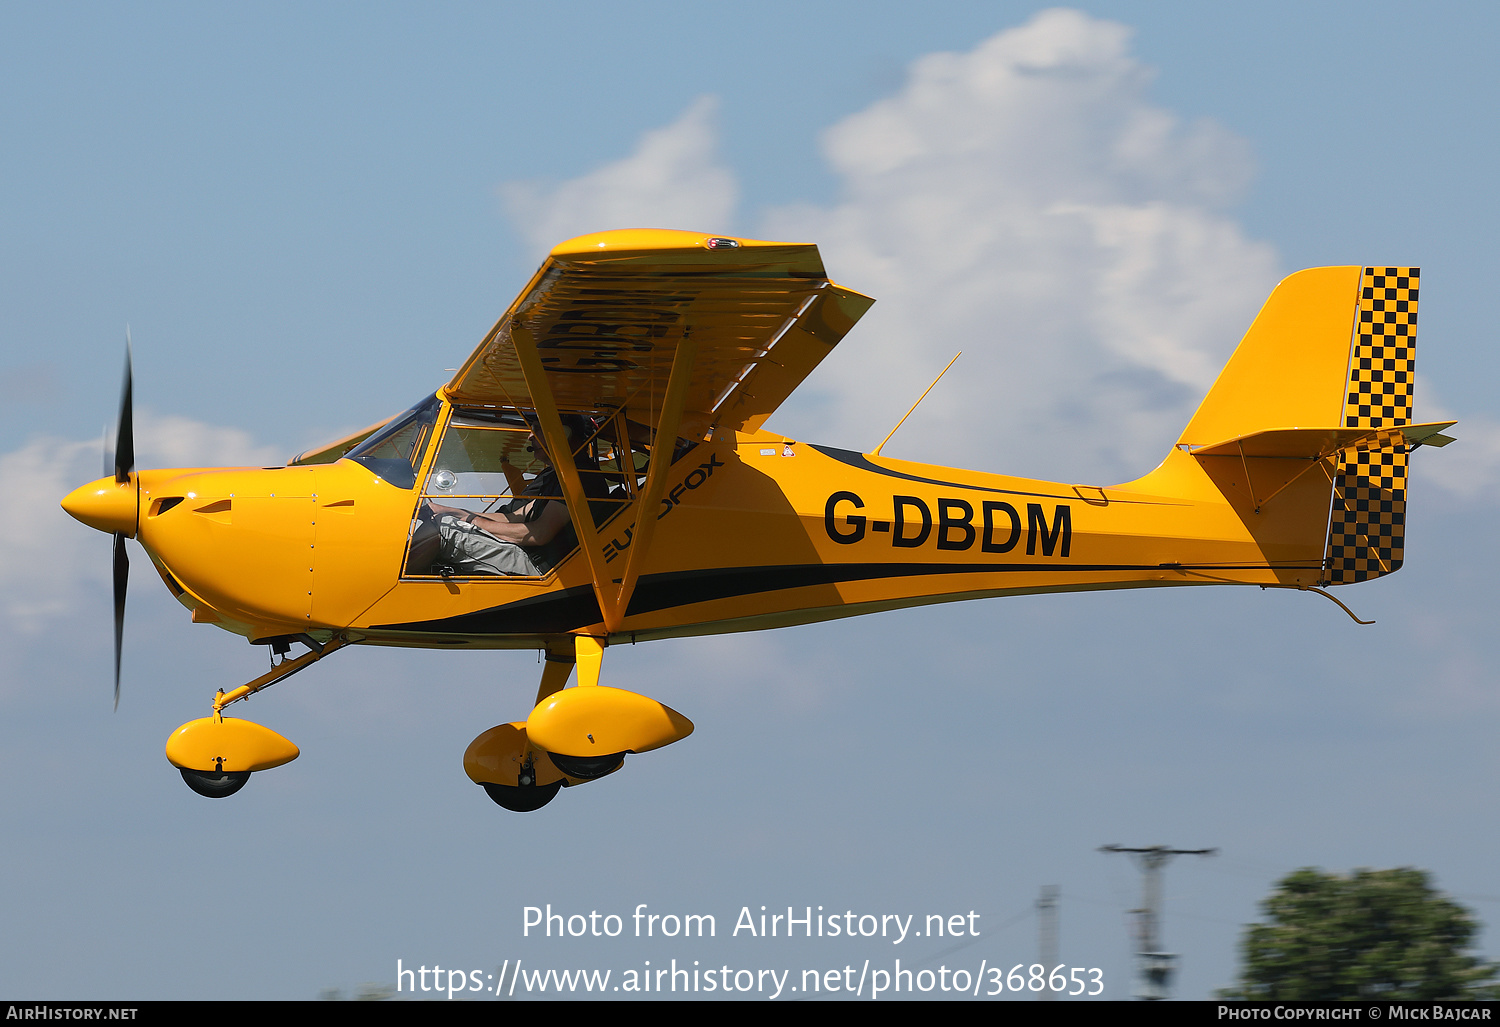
[423, 415, 606, 576]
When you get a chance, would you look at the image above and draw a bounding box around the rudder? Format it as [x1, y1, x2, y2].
[1323, 267, 1418, 583]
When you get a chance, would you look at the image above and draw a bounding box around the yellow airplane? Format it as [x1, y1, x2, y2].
[61, 230, 1455, 811]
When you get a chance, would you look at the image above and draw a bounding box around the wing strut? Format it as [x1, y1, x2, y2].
[512, 326, 700, 635]
[512, 326, 621, 633]
[611, 338, 698, 627]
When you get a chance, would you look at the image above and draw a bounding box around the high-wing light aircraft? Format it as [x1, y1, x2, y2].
[62, 230, 1455, 811]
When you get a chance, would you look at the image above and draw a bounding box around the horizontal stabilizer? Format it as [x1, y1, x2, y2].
[1403, 422, 1458, 449]
[1190, 421, 1457, 460]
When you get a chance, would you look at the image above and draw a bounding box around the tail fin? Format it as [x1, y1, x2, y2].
[1175, 266, 1421, 585]
[1179, 265, 1370, 446]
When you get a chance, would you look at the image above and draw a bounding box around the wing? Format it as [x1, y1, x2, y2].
[443, 229, 873, 440]
[443, 229, 874, 633]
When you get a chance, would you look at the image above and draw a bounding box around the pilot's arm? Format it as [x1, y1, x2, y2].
[427, 499, 570, 546]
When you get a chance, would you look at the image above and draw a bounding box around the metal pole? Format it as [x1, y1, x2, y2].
[1037, 885, 1059, 1001]
[1099, 844, 1216, 1000]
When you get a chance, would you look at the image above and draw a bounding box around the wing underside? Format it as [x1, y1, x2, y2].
[445, 229, 872, 439]
[442, 229, 874, 633]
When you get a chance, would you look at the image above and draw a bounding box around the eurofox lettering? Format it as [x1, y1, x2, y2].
[601, 455, 725, 564]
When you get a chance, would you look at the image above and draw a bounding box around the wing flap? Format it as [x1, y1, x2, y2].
[717, 285, 875, 436]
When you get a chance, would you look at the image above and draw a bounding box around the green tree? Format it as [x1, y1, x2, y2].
[1220, 867, 1500, 1000]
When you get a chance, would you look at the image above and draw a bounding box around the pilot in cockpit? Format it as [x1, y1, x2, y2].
[422, 415, 606, 577]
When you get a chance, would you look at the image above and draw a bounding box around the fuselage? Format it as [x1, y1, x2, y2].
[92, 396, 1331, 652]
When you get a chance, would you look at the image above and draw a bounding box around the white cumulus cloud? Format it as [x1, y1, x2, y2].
[497, 9, 1477, 492]
[494, 11, 1285, 482]
[760, 8, 1280, 480]
[501, 95, 738, 262]
[1408, 383, 1495, 501]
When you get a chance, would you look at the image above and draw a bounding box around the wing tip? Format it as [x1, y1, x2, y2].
[549, 228, 815, 262]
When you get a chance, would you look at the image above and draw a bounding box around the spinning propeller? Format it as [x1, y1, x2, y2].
[61, 338, 140, 705]
[110, 336, 134, 709]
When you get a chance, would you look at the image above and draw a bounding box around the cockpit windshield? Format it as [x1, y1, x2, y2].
[346, 393, 442, 488]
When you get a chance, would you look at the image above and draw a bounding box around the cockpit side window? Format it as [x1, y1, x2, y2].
[403, 419, 561, 578]
[346, 393, 442, 488]
[400, 409, 632, 579]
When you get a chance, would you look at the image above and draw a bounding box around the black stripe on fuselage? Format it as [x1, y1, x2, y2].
[809, 445, 1077, 500]
[370, 560, 1316, 636]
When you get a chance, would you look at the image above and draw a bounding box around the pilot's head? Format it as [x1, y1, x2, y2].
[526, 430, 552, 465]
[522, 414, 594, 467]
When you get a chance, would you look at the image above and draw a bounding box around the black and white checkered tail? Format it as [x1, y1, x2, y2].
[1323, 267, 1417, 584]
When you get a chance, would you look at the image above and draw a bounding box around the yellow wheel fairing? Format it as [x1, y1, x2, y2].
[165, 716, 299, 773]
[526, 686, 693, 759]
[462, 722, 569, 789]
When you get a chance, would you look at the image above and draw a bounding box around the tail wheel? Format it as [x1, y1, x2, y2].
[179, 768, 251, 798]
[482, 781, 562, 812]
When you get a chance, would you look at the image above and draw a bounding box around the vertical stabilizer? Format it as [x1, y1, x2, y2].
[1178, 266, 1362, 447]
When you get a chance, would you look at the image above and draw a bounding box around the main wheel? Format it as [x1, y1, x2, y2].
[179, 768, 251, 798]
[482, 780, 562, 812]
[547, 751, 625, 780]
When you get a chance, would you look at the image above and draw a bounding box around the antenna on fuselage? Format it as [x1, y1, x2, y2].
[872, 351, 961, 458]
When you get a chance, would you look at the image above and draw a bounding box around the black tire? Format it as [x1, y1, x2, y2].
[548, 751, 625, 780]
[482, 780, 562, 812]
[179, 768, 251, 798]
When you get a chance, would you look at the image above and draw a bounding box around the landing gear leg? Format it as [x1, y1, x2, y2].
[573, 635, 604, 688]
[536, 643, 576, 703]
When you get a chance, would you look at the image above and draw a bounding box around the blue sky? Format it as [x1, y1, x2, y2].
[3, 2, 1498, 1000]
